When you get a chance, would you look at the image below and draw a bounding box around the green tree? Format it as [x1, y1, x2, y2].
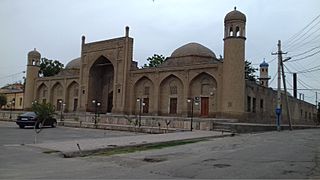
[39, 58, 64, 77]
[245, 60, 258, 81]
[144, 54, 166, 68]
[32, 102, 56, 126]
[0, 94, 7, 109]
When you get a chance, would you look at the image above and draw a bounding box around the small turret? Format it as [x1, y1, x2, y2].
[258, 59, 270, 87]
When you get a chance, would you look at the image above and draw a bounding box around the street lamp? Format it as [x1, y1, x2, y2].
[92, 100, 101, 126]
[187, 98, 194, 131]
[59, 100, 66, 122]
[9, 100, 15, 119]
[136, 98, 145, 127]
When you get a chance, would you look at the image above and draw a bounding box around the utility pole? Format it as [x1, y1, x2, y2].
[293, 73, 297, 98]
[282, 56, 293, 131]
[316, 92, 318, 106]
[272, 40, 292, 131]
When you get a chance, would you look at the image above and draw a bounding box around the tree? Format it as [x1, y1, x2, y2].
[0, 94, 7, 109]
[39, 58, 64, 77]
[143, 54, 166, 68]
[245, 60, 258, 81]
[32, 102, 56, 125]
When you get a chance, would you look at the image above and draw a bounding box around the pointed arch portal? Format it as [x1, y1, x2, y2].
[87, 56, 114, 113]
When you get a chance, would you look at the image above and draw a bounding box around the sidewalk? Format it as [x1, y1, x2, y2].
[29, 131, 231, 158]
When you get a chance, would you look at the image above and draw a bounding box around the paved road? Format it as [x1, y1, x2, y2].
[1, 121, 320, 179]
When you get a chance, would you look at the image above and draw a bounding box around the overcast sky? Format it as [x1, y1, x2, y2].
[0, 0, 319, 104]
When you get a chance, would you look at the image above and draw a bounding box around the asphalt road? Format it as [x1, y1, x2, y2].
[1, 121, 319, 179]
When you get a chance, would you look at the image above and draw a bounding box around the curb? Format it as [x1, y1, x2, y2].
[59, 133, 233, 158]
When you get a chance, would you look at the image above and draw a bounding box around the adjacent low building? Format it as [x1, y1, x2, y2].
[0, 83, 24, 110]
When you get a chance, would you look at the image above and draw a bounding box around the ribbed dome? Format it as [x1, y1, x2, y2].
[260, 60, 269, 67]
[28, 48, 41, 57]
[171, 43, 216, 58]
[65, 57, 81, 69]
[225, 7, 246, 22]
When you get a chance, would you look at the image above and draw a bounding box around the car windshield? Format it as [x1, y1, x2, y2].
[21, 112, 36, 117]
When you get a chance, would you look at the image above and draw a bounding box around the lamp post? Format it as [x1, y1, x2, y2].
[9, 100, 15, 119]
[92, 100, 101, 126]
[59, 100, 66, 122]
[187, 98, 194, 131]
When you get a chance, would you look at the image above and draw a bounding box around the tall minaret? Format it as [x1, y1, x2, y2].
[24, 48, 41, 110]
[258, 60, 270, 87]
[221, 7, 246, 117]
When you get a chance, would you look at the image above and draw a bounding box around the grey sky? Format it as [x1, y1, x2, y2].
[0, 0, 319, 104]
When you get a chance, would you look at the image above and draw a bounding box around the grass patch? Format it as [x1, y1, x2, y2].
[43, 150, 60, 154]
[94, 139, 204, 157]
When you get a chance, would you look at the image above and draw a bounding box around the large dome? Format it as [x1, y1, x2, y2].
[65, 57, 81, 69]
[171, 43, 216, 58]
[225, 7, 246, 22]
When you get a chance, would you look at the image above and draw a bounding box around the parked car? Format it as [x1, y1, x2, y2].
[16, 112, 57, 129]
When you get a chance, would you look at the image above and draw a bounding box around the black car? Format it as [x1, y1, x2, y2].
[16, 112, 57, 129]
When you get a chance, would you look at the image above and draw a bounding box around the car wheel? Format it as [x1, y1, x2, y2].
[19, 125, 25, 129]
[51, 121, 57, 128]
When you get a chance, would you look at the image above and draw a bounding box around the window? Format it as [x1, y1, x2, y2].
[144, 86, 150, 95]
[170, 86, 177, 95]
[260, 99, 264, 110]
[74, 88, 79, 97]
[43, 90, 47, 98]
[252, 98, 256, 113]
[19, 98, 22, 106]
[247, 96, 251, 112]
[236, 26, 240, 36]
[58, 87, 63, 96]
[229, 27, 233, 36]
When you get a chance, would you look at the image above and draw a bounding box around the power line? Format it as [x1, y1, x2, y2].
[0, 71, 25, 80]
[285, 25, 320, 51]
[284, 14, 320, 49]
[290, 46, 320, 58]
[289, 49, 320, 62]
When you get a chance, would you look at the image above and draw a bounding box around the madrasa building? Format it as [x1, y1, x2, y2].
[23, 8, 317, 126]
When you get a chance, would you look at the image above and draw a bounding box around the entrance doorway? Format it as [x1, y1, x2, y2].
[143, 98, 149, 113]
[169, 98, 177, 114]
[107, 91, 113, 113]
[73, 98, 78, 112]
[201, 97, 209, 117]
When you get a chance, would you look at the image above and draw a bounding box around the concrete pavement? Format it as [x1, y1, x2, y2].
[29, 131, 232, 157]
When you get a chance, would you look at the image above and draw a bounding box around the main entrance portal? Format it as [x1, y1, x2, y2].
[87, 56, 114, 113]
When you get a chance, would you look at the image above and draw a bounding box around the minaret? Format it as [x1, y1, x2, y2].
[258, 59, 270, 87]
[221, 7, 246, 117]
[24, 48, 41, 110]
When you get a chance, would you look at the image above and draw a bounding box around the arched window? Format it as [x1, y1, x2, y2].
[169, 80, 178, 95]
[236, 26, 240, 37]
[201, 78, 210, 95]
[229, 27, 233, 36]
